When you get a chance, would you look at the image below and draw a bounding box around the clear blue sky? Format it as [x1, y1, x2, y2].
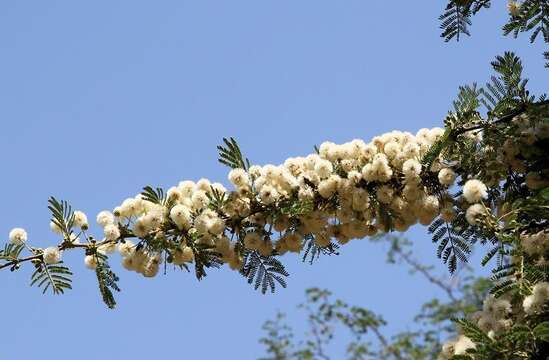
[0, 2, 546, 359]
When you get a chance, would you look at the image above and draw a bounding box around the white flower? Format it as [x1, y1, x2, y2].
[132, 217, 151, 238]
[314, 159, 333, 179]
[170, 204, 192, 230]
[43, 246, 62, 264]
[258, 238, 273, 257]
[96, 210, 115, 227]
[259, 185, 279, 204]
[376, 185, 394, 204]
[173, 246, 194, 265]
[438, 168, 456, 186]
[454, 335, 475, 355]
[463, 179, 488, 203]
[84, 255, 97, 270]
[523, 295, 537, 314]
[191, 190, 209, 210]
[440, 206, 456, 222]
[422, 195, 440, 213]
[118, 240, 135, 258]
[284, 233, 302, 253]
[9, 228, 27, 245]
[98, 242, 116, 254]
[196, 178, 212, 192]
[228, 168, 250, 188]
[383, 141, 400, 159]
[314, 232, 331, 247]
[73, 211, 89, 229]
[508, 0, 520, 16]
[352, 188, 369, 211]
[318, 176, 339, 199]
[248, 165, 263, 178]
[50, 221, 63, 234]
[177, 180, 195, 197]
[244, 232, 261, 250]
[120, 198, 141, 218]
[533, 282, 549, 302]
[104, 224, 121, 241]
[143, 255, 161, 278]
[402, 159, 422, 179]
[466, 204, 486, 225]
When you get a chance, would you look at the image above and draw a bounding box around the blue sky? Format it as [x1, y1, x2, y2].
[0, 1, 547, 359]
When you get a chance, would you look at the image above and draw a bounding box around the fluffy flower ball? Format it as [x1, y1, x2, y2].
[118, 240, 135, 258]
[104, 224, 121, 241]
[43, 246, 62, 264]
[84, 255, 97, 270]
[170, 204, 192, 230]
[9, 228, 27, 245]
[438, 168, 456, 187]
[466, 204, 486, 225]
[96, 210, 115, 227]
[508, 1, 520, 16]
[228, 168, 250, 188]
[463, 179, 488, 203]
[73, 210, 89, 229]
[523, 282, 549, 314]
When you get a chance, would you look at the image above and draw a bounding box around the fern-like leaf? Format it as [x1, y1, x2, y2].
[301, 235, 340, 265]
[30, 261, 73, 295]
[141, 186, 166, 205]
[217, 137, 250, 170]
[241, 251, 289, 294]
[95, 253, 120, 309]
[48, 197, 75, 237]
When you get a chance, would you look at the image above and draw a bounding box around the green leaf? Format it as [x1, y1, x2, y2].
[30, 261, 73, 295]
[141, 186, 166, 205]
[0, 243, 25, 261]
[48, 197, 75, 237]
[217, 137, 250, 170]
[536, 187, 549, 201]
[241, 251, 289, 294]
[95, 253, 120, 309]
[533, 322, 549, 342]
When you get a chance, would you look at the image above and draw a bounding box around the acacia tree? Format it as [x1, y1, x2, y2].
[1, 2, 548, 359]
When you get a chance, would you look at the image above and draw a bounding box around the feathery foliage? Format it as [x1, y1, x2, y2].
[30, 261, 73, 295]
[503, 0, 549, 43]
[94, 253, 120, 309]
[217, 137, 251, 170]
[188, 239, 223, 281]
[0, 243, 25, 271]
[439, 1, 491, 42]
[241, 250, 289, 294]
[48, 196, 75, 238]
[141, 185, 166, 205]
[301, 234, 340, 265]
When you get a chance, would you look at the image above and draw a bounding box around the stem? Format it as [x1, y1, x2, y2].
[0, 232, 137, 271]
[0, 254, 41, 270]
[455, 100, 548, 136]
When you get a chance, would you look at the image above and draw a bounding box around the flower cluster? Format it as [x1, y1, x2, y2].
[438, 335, 476, 360]
[521, 230, 549, 257]
[7, 127, 465, 279]
[523, 282, 549, 315]
[472, 295, 513, 337]
[98, 127, 458, 275]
